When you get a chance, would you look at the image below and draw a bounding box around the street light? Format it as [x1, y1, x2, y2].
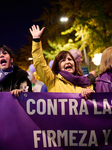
[92, 53, 102, 66]
[60, 17, 68, 22]
[28, 57, 33, 60]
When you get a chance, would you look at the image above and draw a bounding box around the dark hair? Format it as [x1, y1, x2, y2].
[51, 51, 83, 76]
[0, 45, 14, 58]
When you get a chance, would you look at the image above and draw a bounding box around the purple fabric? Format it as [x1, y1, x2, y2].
[0, 92, 62, 150]
[96, 70, 112, 92]
[59, 70, 90, 87]
[0, 67, 13, 81]
[0, 92, 112, 150]
[41, 84, 48, 92]
[107, 69, 112, 77]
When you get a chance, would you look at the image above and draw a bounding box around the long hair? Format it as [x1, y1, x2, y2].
[51, 51, 83, 76]
[100, 47, 112, 74]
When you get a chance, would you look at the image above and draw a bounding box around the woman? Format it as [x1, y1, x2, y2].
[0, 45, 32, 96]
[96, 47, 112, 92]
[30, 25, 95, 99]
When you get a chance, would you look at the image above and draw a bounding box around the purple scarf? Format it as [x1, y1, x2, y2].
[0, 67, 13, 82]
[59, 70, 90, 87]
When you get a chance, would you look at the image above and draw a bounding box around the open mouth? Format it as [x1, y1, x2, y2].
[0, 59, 7, 65]
[65, 64, 72, 70]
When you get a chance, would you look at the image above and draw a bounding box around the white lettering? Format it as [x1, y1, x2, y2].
[37, 99, 46, 115]
[69, 99, 78, 115]
[42, 130, 47, 147]
[26, 99, 35, 115]
[79, 99, 89, 115]
[33, 130, 41, 148]
[88, 130, 98, 146]
[103, 129, 111, 145]
[93, 99, 102, 114]
[47, 130, 57, 147]
[79, 130, 87, 146]
[58, 99, 67, 115]
[69, 130, 78, 146]
[57, 130, 68, 146]
[27, 98, 112, 116]
[103, 99, 111, 114]
[47, 99, 57, 115]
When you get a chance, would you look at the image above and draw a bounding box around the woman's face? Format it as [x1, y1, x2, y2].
[59, 54, 75, 74]
[0, 49, 13, 70]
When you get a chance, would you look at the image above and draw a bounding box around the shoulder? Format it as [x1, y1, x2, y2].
[97, 72, 110, 82]
[13, 66, 28, 78]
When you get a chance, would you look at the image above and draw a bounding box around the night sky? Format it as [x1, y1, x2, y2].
[0, 0, 50, 53]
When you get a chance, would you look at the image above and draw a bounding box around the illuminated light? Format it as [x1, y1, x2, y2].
[60, 17, 68, 22]
[28, 57, 33, 60]
[92, 53, 102, 66]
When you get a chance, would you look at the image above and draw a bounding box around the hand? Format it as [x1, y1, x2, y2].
[29, 25, 45, 39]
[89, 70, 96, 77]
[11, 89, 24, 97]
[81, 88, 95, 100]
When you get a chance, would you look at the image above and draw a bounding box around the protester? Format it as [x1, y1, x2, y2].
[29, 25, 95, 99]
[69, 48, 96, 90]
[69, 48, 96, 76]
[0, 45, 32, 96]
[96, 47, 112, 92]
[69, 49, 83, 75]
[27, 71, 44, 92]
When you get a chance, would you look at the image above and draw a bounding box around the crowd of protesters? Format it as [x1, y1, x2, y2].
[0, 24, 111, 99]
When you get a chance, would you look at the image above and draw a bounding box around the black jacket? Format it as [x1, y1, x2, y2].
[0, 66, 32, 92]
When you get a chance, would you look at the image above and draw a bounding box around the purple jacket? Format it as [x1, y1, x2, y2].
[96, 70, 112, 92]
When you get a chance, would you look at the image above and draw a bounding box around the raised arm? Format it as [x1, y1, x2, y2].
[29, 25, 55, 89]
[29, 25, 45, 39]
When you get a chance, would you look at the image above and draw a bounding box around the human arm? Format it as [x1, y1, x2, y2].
[29, 25, 55, 89]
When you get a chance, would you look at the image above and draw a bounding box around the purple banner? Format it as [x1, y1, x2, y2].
[0, 92, 112, 150]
